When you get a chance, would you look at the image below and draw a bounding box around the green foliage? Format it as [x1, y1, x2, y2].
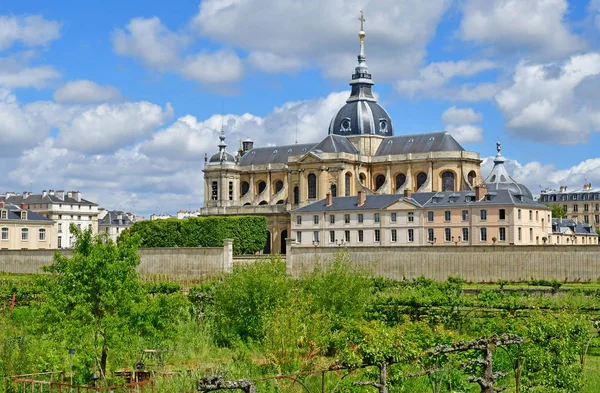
[549, 204, 567, 218]
[120, 216, 267, 255]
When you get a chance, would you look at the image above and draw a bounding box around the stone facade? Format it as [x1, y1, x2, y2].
[540, 183, 600, 231]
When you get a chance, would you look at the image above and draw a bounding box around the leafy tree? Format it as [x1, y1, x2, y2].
[549, 205, 567, 218]
[42, 225, 144, 377]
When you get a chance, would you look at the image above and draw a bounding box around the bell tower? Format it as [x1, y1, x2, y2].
[203, 128, 241, 208]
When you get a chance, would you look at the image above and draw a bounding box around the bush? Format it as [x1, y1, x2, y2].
[121, 216, 267, 255]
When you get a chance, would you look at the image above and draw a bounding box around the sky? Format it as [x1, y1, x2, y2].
[3, 0, 600, 217]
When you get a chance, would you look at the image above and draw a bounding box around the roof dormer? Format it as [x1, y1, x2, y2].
[21, 211, 27, 220]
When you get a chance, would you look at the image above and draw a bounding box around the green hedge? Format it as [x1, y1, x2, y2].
[120, 216, 267, 255]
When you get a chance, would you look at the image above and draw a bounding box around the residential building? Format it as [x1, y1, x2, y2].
[550, 218, 598, 245]
[98, 210, 135, 243]
[199, 15, 483, 254]
[3, 190, 99, 249]
[0, 201, 56, 250]
[539, 183, 600, 231]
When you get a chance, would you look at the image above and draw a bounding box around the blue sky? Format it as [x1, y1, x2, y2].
[2, 0, 600, 216]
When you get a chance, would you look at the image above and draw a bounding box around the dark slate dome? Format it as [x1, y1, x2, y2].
[209, 151, 235, 164]
[328, 18, 393, 137]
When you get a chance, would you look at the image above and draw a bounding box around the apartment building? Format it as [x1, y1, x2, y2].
[98, 209, 136, 243]
[0, 201, 56, 250]
[550, 218, 597, 245]
[4, 190, 99, 249]
[539, 183, 600, 231]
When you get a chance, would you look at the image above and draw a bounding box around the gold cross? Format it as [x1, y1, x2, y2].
[359, 10, 366, 31]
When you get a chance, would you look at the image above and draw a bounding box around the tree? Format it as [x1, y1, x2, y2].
[549, 205, 566, 218]
[43, 225, 143, 377]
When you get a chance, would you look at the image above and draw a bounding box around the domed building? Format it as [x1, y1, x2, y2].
[202, 13, 483, 253]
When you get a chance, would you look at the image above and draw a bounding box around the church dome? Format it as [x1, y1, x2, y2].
[484, 142, 533, 199]
[329, 15, 393, 137]
[206, 129, 236, 166]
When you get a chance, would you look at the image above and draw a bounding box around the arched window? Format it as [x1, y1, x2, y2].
[276, 200, 285, 205]
[375, 175, 385, 191]
[441, 171, 455, 192]
[241, 181, 250, 196]
[416, 173, 427, 190]
[308, 173, 317, 199]
[468, 171, 476, 187]
[211, 181, 218, 200]
[331, 184, 337, 197]
[274, 180, 284, 193]
[345, 172, 352, 196]
[359, 173, 367, 186]
[257, 181, 266, 194]
[395, 173, 406, 190]
[259, 200, 268, 205]
[293, 186, 299, 205]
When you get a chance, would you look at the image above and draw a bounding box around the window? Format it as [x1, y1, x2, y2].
[374, 229, 381, 242]
[585, 215, 590, 224]
[211, 181, 218, 200]
[58, 214, 62, 219]
[293, 186, 299, 205]
[596, 204, 599, 211]
[329, 231, 335, 243]
[345, 172, 352, 197]
[297, 216, 302, 225]
[77, 215, 82, 221]
[395, 173, 406, 190]
[296, 231, 302, 244]
[499, 209, 506, 220]
[462, 228, 469, 242]
[358, 230, 364, 242]
[408, 229, 415, 242]
[416, 172, 427, 190]
[21, 211, 27, 220]
[573, 204, 579, 212]
[330, 214, 335, 224]
[344, 230, 350, 242]
[480, 209, 487, 221]
[0, 210, 6, 219]
[39, 228, 46, 241]
[313, 215, 319, 225]
[308, 173, 317, 199]
[358, 214, 364, 224]
[445, 228, 451, 242]
[391, 212, 397, 222]
[441, 171, 455, 192]
[462, 210, 468, 221]
[480, 228, 487, 242]
[518, 209, 522, 220]
[574, 194, 578, 201]
[21, 228, 28, 241]
[58, 223, 62, 233]
[518, 227, 522, 241]
[313, 231, 319, 243]
[444, 210, 451, 222]
[427, 211, 434, 222]
[331, 184, 337, 197]
[585, 204, 589, 212]
[535, 211, 539, 221]
[529, 228, 533, 242]
[408, 212, 414, 222]
[58, 236, 62, 248]
[562, 205, 568, 213]
[374, 213, 380, 223]
[427, 228, 434, 242]
[229, 181, 234, 200]
[596, 215, 599, 224]
[344, 214, 350, 224]
[499, 227, 506, 242]
[375, 175, 385, 191]
[241, 181, 250, 196]
[391, 229, 397, 242]
[1, 228, 7, 240]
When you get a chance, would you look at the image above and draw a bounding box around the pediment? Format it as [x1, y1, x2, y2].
[298, 151, 324, 164]
[385, 199, 420, 210]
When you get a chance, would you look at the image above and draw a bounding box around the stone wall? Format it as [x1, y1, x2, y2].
[0, 239, 233, 280]
[286, 245, 600, 283]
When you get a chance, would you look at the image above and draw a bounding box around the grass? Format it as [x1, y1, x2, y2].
[583, 352, 600, 393]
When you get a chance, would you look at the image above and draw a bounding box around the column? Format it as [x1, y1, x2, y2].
[338, 169, 345, 197]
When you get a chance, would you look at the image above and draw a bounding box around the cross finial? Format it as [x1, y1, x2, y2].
[496, 137, 501, 153]
[359, 10, 366, 31]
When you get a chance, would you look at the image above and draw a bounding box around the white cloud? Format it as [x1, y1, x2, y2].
[0, 15, 61, 51]
[193, 0, 451, 80]
[442, 106, 482, 124]
[181, 50, 244, 83]
[111, 17, 187, 70]
[396, 60, 497, 99]
[53, 80, 122, 103]
[445, 124, 483, 144]
[0, 56, 60, 88]
[0, 89, 51, 152]
[495, 53, 600, 144]
[459, 0, 584, 59]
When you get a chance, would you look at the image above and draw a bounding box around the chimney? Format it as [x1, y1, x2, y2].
[22, 191, 30, 199]
[475, 184, 487, 201]
[67, 191, 73, 199]
[565, 186, 568, 191]
[55, 190, 64, 200]
[74, 191, 81, 202]
[20, 203, 25, 210]
[41, 190, 47, 198]
[326, 192, 332, 206]
[559, 186, 564, 192]
[242, 139, 254, 154]
[357, 190, 366, 207]
[0, 201, 4, 208]
[403, 189, 413, 199]
[49, 189, 55, 196]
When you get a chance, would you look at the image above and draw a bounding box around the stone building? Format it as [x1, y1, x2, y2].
[550, 218, 597, 245]
[3, 190, 99, 249]
[290, 143, 552, 247]
[201, 15, 482, 254]
[0, 201, 56, 250]
[98, 209, 135, 243]
[539, 183, 600, 231]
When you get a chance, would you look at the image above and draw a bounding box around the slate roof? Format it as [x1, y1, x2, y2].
[420, 189, 546, 209]
[99, 210, 133, 227]
[374, 132, 464, 156]
[309, 135, 358, 155]
[3, 193, 97, 206]
[292, 194, 407, 213]
[0, 204, 53, 222]
[552, 218, 598, 236]
[238, 143, 315, 166]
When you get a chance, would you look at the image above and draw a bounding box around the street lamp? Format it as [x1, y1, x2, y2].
[452, 236, 461, 246]
[335, 239, 345, 247]
[312, 239, 320, 247]
[428, 237, 437, 246]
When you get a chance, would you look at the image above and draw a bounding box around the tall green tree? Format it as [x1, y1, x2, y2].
[43, 225, 143, 377]
[549, 205, 567, 218]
